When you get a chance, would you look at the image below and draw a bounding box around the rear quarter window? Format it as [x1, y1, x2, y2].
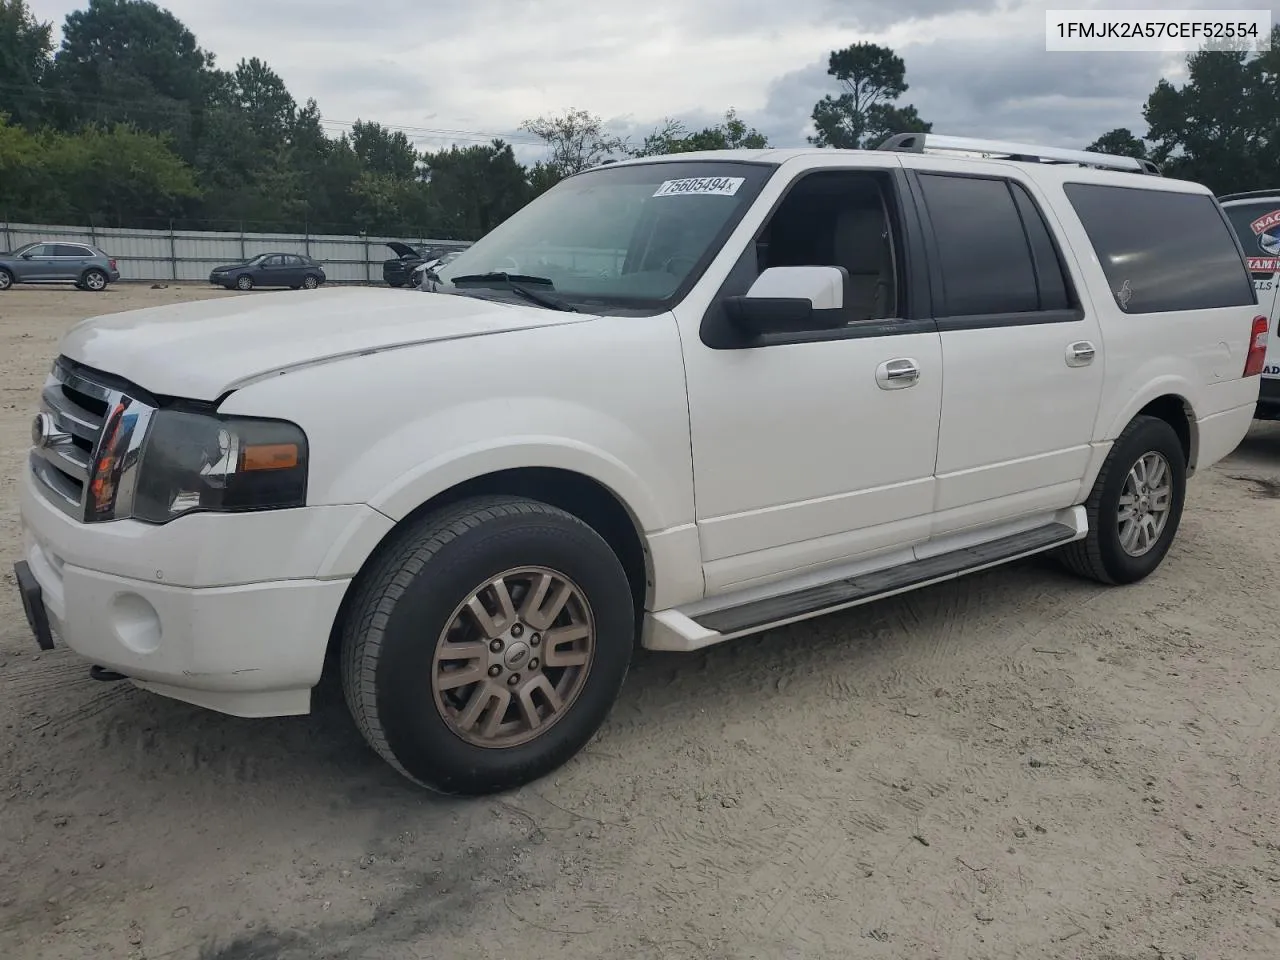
[1063, 183, 1256, 313]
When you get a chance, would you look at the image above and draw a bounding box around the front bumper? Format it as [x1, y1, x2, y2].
[14, 467, 384, 717]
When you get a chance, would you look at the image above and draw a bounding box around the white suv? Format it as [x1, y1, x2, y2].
[13, 134, 1264, 795]
[1219, 189, 1280, 418]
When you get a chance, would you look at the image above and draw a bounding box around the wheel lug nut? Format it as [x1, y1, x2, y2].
[507, 673, 520, 685]
[529, 658, 539, 670]
[488, 665, 502, 677]
[511, 623, 524, 638]
[490, 639, 504, 653]
[530, 633, 541, 646]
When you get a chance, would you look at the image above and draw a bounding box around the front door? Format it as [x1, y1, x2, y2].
[18, 244, 60, 282]
[903, 161, 1105, 536]
[680, 163, 944, 594]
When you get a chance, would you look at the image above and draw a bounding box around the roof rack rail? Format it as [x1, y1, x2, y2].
[876, 132, 1162, 176]
[1217, 189, 1280, 202]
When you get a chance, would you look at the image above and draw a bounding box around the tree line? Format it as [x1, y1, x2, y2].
[0, 0, 1276, 241]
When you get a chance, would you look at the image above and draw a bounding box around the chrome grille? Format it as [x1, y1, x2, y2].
[29, 358, 155, 522]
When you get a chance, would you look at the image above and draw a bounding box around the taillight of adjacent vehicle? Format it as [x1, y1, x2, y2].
[1244, 315, 1270, 377]
[109, 259, 117, 271]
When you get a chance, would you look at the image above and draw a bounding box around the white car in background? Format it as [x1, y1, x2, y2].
[412, 250, 463, 289]
[1220, 189, 1280, 418]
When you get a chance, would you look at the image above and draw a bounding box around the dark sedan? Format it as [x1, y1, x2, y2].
[209, 253, 326, 291]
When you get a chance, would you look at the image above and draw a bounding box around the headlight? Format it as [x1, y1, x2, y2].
[131, 410, 308, 523]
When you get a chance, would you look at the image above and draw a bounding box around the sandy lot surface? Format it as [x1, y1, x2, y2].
[4, 284, 1280, 959]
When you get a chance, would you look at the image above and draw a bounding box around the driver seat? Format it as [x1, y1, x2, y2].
[830, 204, 896, 321]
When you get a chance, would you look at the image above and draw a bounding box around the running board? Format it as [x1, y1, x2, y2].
[644, 520, 1079, 651]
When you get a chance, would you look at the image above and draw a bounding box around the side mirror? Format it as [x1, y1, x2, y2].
[20, 252, 32, 260]
[723, 266, 847, 336]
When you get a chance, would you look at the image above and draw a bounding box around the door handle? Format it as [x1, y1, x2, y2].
[1066, 341, 1096, 367]
[876, 358, 919, 389]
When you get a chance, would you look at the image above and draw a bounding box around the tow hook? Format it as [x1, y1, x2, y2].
[89, 665, 128, 682]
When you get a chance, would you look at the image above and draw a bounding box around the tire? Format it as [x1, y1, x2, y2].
[302, 274, 320, 290]
[236, 275, 254, 291]
[1058, 414, 1187, 585]
[387, 279, 406, 289]
[0, 269, 12, 291]
[81, 269, 108, 292]
[340, 495, 635, 795]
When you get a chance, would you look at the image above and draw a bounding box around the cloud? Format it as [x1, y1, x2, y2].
[34, 0, 1192, 157]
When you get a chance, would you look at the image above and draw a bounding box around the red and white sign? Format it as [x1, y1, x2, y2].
[1249, 257, 1280, 273]
[1252, 210, 1280, 235]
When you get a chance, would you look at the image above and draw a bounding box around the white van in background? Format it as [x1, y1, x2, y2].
[1221, 190, 1280, 418]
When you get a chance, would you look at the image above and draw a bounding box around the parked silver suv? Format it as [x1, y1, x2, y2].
[0, 241, 121, 292]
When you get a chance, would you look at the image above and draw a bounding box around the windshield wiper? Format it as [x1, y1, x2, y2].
[448, 272, 578, 312]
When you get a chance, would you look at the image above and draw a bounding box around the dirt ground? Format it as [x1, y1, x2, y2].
[4, 284, 1280, 960]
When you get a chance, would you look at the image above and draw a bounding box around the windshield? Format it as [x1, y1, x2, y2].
[1223, 199, 1280, 271]
[432, 160, 775, 313]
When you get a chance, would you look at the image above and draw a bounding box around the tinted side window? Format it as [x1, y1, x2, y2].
[54, 244, 89, 257]
[918, 173, 1038, 316]
[1064, 183, 1255, 313]
[1010, 182, 1071, 311]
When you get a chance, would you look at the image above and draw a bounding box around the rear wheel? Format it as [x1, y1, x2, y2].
[236, 274, 254, 291]
[302, 274, 320, 290]
[81, 269, 108, 292]
[340, 496, 635, 795]
[1058, 415, 1187, 585]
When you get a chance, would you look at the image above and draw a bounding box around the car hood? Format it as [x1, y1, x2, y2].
[59, 286, 590, 401]
[210, 262, 248, 272]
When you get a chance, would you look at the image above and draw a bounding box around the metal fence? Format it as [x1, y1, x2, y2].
[0, 221, 471, 285]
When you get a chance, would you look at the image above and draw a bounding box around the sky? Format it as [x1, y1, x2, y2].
[30, 0, 1231, 163]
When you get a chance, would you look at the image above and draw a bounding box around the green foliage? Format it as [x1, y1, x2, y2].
[519, 108, 627, 175]
[0, 0, 53, 128]
[1082, 26, 1279, 192]
[3, 0, 1276, 239]
[0, 114, 199, 224]
[1086, 128, 1149, 159]
[808, 43, 930, 149]
[633, 109, 769, 156]
[1140, 26, 1280, 192]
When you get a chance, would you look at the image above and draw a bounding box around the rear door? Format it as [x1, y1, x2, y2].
[901, 159, 1105, 534]
[54, 244, 92, 280]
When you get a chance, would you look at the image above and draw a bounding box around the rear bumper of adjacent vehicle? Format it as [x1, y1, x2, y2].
[1255, 376, 1280, 419]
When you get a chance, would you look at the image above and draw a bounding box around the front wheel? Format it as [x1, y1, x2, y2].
[0, 269, 12, 291]
[340, 496, 635, 795]
[236, 275, 254, 291]
[1058, 414, 1187, 585]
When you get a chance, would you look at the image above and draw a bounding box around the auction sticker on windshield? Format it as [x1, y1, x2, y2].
[653, 177, 745, 198]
